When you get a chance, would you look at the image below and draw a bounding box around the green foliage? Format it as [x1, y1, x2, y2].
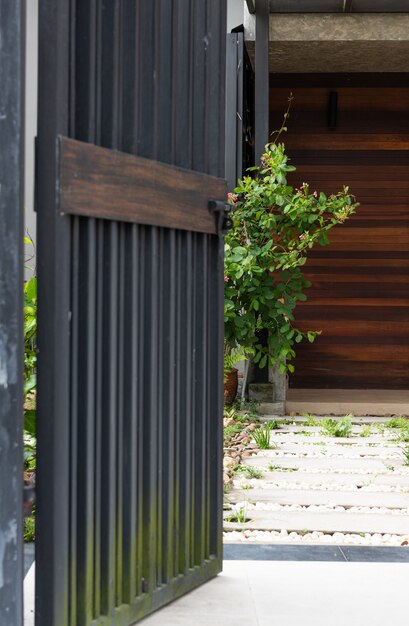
[303, 413, 319, 427]
[23, 433, 36, 472]
[400, 447, 409, 466]
[385, 417, 408, 429]
[236, 465, 264, 480]
[321, 415, 353, 438]
[268, 463, 298, 472]
[266, 418, 281, 430]
[397, 429, 409, 443]
[251, 423, 275, 449]
[383, 463, 395, 472]
[234, 399, 260, 415]
[224, 140, 357, 372]
[24, 513, 35, 543]
[224, 406, 238, 421]
[24, 275, 37, 400]
[225, 507, 249, 524]
[359, 425, 372, 438]
[224, 425, 241, 439]
[224, 346, 252, 381]
[23, 241, 37, 525]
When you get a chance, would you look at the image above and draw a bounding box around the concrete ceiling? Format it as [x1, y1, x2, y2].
[268, 0, 409, 11]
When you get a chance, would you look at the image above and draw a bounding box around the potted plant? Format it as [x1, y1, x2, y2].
[224, 139, 358, 379]
[223, 345, 252, 405]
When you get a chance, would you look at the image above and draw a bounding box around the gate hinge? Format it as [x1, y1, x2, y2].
[208, 199, 234, 235]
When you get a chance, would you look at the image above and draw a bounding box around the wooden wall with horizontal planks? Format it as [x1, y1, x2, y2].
[269, 76, 409, 390]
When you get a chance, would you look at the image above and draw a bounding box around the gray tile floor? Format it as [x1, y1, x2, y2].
[139, 560, 409, 626]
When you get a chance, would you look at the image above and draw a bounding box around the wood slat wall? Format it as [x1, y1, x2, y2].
[270, 80, 409, 389]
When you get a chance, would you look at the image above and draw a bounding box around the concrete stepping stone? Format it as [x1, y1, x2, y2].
[247, 470, 409, 487]
[269, 441, 403, 458]
[243, 454, 405, 472]
[228, 488, 409, 509]
[224, 510, 409, 535]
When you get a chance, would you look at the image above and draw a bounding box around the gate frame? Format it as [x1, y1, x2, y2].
[0, 2, 25, 625]
[36, 1, 71, 624]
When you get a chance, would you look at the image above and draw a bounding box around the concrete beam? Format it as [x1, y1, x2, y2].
[244, 13, 409, 72]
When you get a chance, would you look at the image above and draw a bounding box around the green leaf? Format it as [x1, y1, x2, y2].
[24, 409, 36, 436]
[259, 355, 267, 369]
[24, 374, 37, 394]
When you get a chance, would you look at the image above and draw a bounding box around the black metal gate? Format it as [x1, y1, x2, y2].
[0, 2, 24, 625]
[36, 2, 227, 625]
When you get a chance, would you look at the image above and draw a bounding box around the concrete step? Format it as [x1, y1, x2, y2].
[281, 390, 409, 417]
[267, 441, 403, 458]
[240, 470, 409, 488]
[244, 453, 407, 473]
[260, 415, 403, 425]
[268, 434, 399, 445]
[224, 509, 409, 535]
[228, 488, 409, 509]
[265, 425, 397, 435]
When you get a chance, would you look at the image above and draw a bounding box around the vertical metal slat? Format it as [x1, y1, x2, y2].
[100, 221, 118, 615]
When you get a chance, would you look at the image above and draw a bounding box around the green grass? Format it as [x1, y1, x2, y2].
[252, 423, 275, 449]
[236, 465, 264, 480]
[224, 424, 241, 438]
[383, 463, 395, 472]
[359, 425, 372, 438]
[225, 507, 249, 524]
[321, 415, 353, 438]
[302, 413, 319, 427]
[297, 430, 313, 437]
[397, 429, 409, 443]
[268, 463, 299, 472]
[400, 446, 409, 466]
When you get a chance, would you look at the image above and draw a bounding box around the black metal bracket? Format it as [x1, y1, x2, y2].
[208, 199, 234, 235]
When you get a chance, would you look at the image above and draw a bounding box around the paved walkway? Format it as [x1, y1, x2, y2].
[140, 559, 409, 625]
[224, 415, 409, 546]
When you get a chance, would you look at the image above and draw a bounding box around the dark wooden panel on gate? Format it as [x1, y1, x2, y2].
[269, 80, 409, 390]
[59, 137, 224, 234]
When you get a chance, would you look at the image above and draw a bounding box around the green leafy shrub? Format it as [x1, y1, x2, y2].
[224, 138, 357, 373]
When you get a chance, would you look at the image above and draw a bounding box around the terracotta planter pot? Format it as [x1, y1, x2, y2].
[224, 367, 238, 406]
